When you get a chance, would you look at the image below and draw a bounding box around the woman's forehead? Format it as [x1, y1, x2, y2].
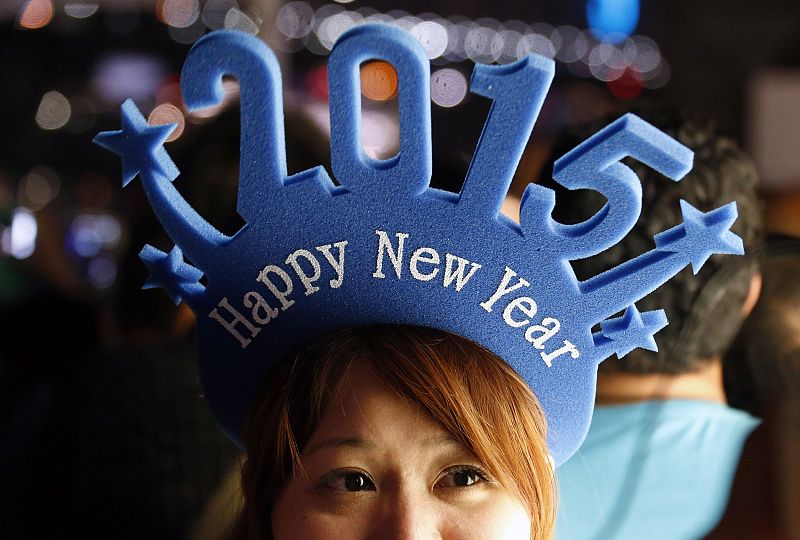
[308, 360, 466, 453]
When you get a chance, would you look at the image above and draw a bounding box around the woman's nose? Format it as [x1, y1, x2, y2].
[372, 489, 444, 540]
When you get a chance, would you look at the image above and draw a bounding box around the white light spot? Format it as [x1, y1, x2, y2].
[475, 16, 503, 32]
[276, 1, 314, 39]
[495, 29, 522, 64]
[36, 91, 71, 130]
[317, 12, 356, 50]
[504, 19, 531, 35]
[622, 38, 638, 65]
[224, 7, 259, 34]
[87, 255, 117, 289]
[642, 60, 670, 89]
[92, 53, 166, 104]
[393, 16, 421, 32]
[411, 20, 449, 59]
[465, 26, 499, 63]
[202, 0, 238, 29]
[588, 42, 616, 67]
[365, 13, 393, 25]
[159, 0, 200, 28]
[555, 26, 588, 63]
[18, 166, 60, 210]
[443, 20, 473, 61]
[632, 35, 661, 72]
[64, 3, 99, 18]
[517, 33, 556, 60]
[431, 68, 468, 107]
[95, 215, 122, 247]
[6, 208, 37, 260]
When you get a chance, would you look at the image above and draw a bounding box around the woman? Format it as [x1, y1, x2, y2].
[95, 23, 728, 540]
[230, 325, 556, 539]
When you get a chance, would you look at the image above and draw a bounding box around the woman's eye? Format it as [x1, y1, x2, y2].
[436, 466, 490, 488]
[320, 471, 376, 492]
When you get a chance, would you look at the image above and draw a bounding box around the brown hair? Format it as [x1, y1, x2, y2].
[229, 325, 556, 539]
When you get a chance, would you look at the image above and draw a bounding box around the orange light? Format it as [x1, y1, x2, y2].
[360, 61, 398, 102]
[18, 0, 54, 30]
[148, 103, 186, 142]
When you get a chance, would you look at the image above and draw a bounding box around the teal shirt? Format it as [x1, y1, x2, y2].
[556, 400, 759, 540]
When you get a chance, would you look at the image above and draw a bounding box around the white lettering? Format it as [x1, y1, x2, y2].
[257, 265, 296, 310]
[524, 317, 560, 349]
[316, 241, 348, 288]
[373, 230, 409, 279]
[502, 296, 538, 328]
[480, 267, 530, 312]
[443, 253, 482, 292]
[243, 291, 279, 325]
[285, 249, 322, 296]
[540, 340, 580, 367]
[410, 247, 440, 281]
[208, 297, 261, 348]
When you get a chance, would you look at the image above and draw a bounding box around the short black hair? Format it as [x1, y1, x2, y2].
[542, 109, 762, 374]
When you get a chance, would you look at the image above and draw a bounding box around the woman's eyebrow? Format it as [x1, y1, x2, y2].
[305, 436, 373, 455]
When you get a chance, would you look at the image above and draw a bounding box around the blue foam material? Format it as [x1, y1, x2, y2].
[94, 24, 745, 466]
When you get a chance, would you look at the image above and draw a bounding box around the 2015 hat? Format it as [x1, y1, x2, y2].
[95, 23, 743, 466]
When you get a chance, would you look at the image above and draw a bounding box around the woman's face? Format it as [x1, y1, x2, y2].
[271, 360, 532, 539]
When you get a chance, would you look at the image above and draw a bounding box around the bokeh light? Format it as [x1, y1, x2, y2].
[430, 68, 468, 108]
[36, 91, 72, 131]
[92, 53, 167, 104]
[517, 33, 556, 60]
[18, 166, 60, 211]
[277, 8, 666, 91]
[2, 208, 37, 260]
[18, 0, 54, 30]
[411, 20, 449, 59]
[317, 11, 358, 50]
[202, 0, 238, 30]
[464, 25, 499, 63]
[276, 1, 315, 39]
[224, 8, 259, 35]
[87, 255, 118, 289]
[64, 2, 99, 19]
[586, 0, 639, 44]
[69, 213, 121, 258]
[157, 0, 200, 29]
[148, 103, 185, 142]
[360, 61, 398, 102]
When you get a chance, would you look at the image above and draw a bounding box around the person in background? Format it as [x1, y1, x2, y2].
[712, 234, 800, 539]
[544, 110, 763, 540]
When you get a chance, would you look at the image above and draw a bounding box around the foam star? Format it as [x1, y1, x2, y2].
[654, 200, 744, 274]
[140, 244, 204, 305]
[93, 99, 179, 186]
[598, 305, 668, 359]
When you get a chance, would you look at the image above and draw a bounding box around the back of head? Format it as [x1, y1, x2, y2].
[544, 110, 762, 374]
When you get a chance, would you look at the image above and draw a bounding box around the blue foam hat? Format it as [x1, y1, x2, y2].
[94, 24, 744, 466]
